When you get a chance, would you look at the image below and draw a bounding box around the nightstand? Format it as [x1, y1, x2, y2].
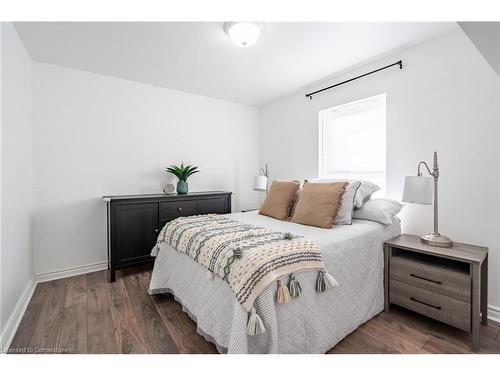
[384, 234, 488, 352]
[241, 209, 259, 212]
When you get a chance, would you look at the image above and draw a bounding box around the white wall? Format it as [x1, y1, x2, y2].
[0, 23, 33, 336]
[32, 62, 259, 275]
[259, 29, 500, 307]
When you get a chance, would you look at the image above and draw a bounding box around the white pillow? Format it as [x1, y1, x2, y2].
[335, 181, 361, 225]
[309, 178, 380, 208]
[353, 198, 403, 225]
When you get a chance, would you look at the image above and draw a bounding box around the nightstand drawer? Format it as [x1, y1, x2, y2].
[390, 255, 471, 302]
[390, 279, 471, 331]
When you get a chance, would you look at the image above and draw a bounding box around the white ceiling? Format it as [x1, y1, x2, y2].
[14, 22, 457, 107]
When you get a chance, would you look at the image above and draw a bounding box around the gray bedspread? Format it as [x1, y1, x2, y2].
[148, 211, 401, 353]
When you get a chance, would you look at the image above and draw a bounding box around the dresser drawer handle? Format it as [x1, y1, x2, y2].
[410, 273, 442, 284]
[410, 297, 442, 310]
[178, 207, 183, 212]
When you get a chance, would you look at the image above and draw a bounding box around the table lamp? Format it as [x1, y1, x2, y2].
[253, 164, 269, 194]
[402, 151, 453, 248]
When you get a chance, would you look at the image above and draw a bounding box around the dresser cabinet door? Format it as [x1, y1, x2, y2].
[113, 203, 158, 267]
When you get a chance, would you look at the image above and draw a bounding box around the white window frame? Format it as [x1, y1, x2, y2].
[318, 93, 387, 191]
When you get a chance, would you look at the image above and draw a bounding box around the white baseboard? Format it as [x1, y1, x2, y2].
[34, 261, 108, 283]
[0, 277, 36, 353]
[488, 305, 500, 323]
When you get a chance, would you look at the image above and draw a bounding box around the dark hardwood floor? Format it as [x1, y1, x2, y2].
[8, 265, 500, 354]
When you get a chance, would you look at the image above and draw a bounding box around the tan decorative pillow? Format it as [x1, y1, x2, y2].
[259, 180, 301, 220]
[291, 182, 347, 229]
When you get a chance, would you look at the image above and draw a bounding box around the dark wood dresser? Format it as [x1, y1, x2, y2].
[103, 191, 232, 282]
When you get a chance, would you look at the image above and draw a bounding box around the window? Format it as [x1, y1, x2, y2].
[318, 94, 386, 193]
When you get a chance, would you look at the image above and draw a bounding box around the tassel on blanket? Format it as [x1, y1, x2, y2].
[247, 307, 266, 336]
[283, 232, 293, 240]
[316, 270, 338, 292]
[288, 274, 302, 299]
[324, 271, 338, 289]
[276, 279, 291, 304]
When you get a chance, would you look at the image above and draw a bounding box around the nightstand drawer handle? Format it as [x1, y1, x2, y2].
[410, 273, 442, 284]
[410, 297, 442, 310]
[178, 207, 182, 212]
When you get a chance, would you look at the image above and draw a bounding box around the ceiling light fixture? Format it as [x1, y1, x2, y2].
[223, 22, 262, 47]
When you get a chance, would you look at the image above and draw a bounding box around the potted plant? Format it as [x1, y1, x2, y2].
[165, 163, 199, 194]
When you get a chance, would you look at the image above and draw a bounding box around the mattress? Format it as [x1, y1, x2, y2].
[148, 211, 401, 353]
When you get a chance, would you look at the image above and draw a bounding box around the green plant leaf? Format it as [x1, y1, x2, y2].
[166, 163, 199, 181]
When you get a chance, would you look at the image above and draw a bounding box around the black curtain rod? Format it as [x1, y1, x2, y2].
[305, 60, 403, 99]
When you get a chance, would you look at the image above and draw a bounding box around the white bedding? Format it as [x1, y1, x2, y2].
[148, 211, 401, 353]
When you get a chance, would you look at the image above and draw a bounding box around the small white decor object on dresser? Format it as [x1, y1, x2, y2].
[163, 183, 176, 195]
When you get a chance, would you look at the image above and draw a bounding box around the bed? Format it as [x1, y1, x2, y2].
[148, 210, 401, 353]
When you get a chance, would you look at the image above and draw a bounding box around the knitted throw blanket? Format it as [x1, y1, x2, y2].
[153, 214, 338, 336]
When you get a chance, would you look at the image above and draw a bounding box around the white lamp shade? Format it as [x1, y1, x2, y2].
[253, 175, 268, 191]
[402, 176, 433, 205]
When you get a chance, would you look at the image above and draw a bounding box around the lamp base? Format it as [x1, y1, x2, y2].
[420, 233, 453, 248]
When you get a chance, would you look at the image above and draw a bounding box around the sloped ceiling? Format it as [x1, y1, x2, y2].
[459, 22, 500, 77]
